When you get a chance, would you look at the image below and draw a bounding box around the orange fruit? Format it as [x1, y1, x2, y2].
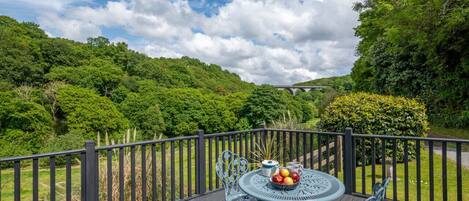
[280, 168, 289, 177]
[284, 177, 294, 185]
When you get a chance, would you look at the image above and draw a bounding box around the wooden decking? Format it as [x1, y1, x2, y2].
[186, 190, 368, 201]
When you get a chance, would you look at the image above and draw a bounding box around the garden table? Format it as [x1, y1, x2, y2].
[238, 169, 345, 201]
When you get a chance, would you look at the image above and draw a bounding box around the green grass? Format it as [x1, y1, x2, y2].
[353, 148, 469, 201]
[430, 126, 469, 140]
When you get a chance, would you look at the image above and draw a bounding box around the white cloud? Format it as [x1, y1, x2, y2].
[3, 0, 360, 84]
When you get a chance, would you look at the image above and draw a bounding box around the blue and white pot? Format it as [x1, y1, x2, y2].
[261, 160, 279, 177]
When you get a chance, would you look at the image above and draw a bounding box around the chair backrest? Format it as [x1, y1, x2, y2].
[216, 150, 249, 199]
[365, 178, 390, 201]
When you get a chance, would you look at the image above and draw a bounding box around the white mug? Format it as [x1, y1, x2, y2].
[261, 160, 279, 177]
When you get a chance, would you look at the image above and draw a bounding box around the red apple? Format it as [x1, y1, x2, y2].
[272, 174, 284, 183]
[291, 172, 300, 183]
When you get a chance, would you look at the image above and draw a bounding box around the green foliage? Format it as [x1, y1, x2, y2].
[351, 0, 469, 128]
[321, 92, 429, 162]
[46, 58, 124, 96]
[154, 88, 237, 136]
[40, 131, 85, 166]
[241, 85, 311, 127]
[119, 93, 165, 139]
[56, 85, 129, 139]
[0, 91, 53, 152]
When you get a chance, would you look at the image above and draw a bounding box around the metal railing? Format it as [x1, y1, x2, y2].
[0, 128, 467, 201]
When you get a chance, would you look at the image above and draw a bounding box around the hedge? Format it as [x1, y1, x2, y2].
[320, 92, 429, 163]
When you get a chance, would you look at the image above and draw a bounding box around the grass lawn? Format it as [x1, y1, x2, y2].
[430, 125, 469, 140]
[353, 148, 469, 201]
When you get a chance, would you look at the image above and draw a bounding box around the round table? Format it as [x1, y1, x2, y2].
[238, 169, 345, 201]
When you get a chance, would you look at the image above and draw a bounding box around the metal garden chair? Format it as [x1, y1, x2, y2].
[365, 178, 390, 201]
[216, 150, 256, 201]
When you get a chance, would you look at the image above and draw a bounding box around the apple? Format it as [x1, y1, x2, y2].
[291, 172, 300, 183]
[283, 176, 294, 185]
[280, 168, 289, 177]
[272, 174, 284, 183]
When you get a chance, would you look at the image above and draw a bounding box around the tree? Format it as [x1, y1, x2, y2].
[0, 91, 53, 152]
[119, 93, 165, 139]
[241, 85, 309, 127]
[56, 85, 129, 139]
[46, 58, 124, 96]
[352, 0, 469, 128]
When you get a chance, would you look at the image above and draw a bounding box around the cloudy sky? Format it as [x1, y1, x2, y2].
[0, 0, 360, 84]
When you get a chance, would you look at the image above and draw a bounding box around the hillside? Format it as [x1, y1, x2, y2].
[0, 16, 313, 156]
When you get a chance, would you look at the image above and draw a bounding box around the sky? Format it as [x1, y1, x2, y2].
[0, 0, 360, 85]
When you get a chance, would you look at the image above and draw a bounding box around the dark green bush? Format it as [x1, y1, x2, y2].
[320, 92, 429, 163]
[40, 131, 85, 167]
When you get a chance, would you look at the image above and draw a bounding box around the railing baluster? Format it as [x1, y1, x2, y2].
[33, 158, 39, 201]
[171, 142, 175, 201]
[296, 131, 300, 162]
[245, 132, 249, 160]
[228, 135, 232, 152]
[250, 132, 254, 162]
[66, 155, 71, 201]
[119, 147, 124, 201]
[151, 144, 157, 201]
[352, 137, 356, 192]
[428, 141, 433, 201]
[131, 146, 136, 201]
[194, 138, 198, 194]
[179, 141, 184, 199]
[14, 160, 20, 201]
[381, 139, 386, 183]
[289, 131, 293, 162]
[318, 134, 322, 171]
[233, 134, 237, 154]
[416, 140, 421, 201]
[404, 140, 409, 201]
[310, 133, 314, 169]
[81, 152, 86, 201]
[187, 139, 192, 197]
[142, 145, 147, 201]
[334, 136, 339, 177]
[161, 142, 166, 201]
[50, 156, 56, 201]
[326, 136, 330, 173]
[215, 136, 220, 188]
[371, 138, 376, 189]
[361, 138, 365, 195]
[283, 131, 287, 166]
[392, 139, 397, 201]
[239, 132, 243, 157]
[302, 132, 307, 168]
[107, 150, 113, 201]
[456, 143, 462, 201]
[208, 137, 213, 191]
[442, 142, 447, 201]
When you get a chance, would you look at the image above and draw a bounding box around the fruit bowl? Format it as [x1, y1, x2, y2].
[269, 168, 301, 190]
[269, 177, 300, 190]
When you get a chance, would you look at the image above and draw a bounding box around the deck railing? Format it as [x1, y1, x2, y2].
[0, 128, 467, 201]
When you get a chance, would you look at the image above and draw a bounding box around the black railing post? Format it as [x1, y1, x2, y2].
[197, 129, 206, 194]
[343, 128, 353, 194]
[85, 141, 98, 201]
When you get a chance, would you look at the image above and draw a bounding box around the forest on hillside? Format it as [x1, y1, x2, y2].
[0, 16, 316, 157]
[351, 0, 468, 128]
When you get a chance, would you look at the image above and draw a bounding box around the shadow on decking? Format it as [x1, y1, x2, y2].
[185, 189, 370, 201]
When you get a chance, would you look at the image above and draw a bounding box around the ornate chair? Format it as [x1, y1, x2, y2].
[365, 178, 390, 201]
[216, 150, 255, 201]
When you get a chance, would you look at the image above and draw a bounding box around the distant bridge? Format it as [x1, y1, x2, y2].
[273, 85, 325, 95]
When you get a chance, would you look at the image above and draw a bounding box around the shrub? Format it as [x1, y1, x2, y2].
[40, 131, 85, 166]
[320, 92, 429, 163]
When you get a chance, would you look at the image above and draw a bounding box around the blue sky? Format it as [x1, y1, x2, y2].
[0, 0, 359, 84]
